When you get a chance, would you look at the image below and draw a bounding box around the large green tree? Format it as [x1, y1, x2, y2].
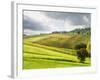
[75, 43, 89, 63]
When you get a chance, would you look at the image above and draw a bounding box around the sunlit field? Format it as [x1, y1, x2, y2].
[23, 31, 91, 69]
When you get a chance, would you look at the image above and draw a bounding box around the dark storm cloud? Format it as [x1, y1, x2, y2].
[44, 11, 91, 27]
[23, 16, 49, 31]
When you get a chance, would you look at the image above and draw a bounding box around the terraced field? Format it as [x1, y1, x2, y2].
[23, 33, 91, 69]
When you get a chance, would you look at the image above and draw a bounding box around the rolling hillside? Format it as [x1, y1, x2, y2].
[23, 31, 91, 69]
[33, 33, 90, 49]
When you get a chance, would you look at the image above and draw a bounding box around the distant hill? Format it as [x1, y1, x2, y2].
[51, 27, 90, 34]
[33, 32, 90, 50]
[70, 27, 90, 34]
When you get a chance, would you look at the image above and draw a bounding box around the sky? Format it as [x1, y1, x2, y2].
[23, 10, 91, 35]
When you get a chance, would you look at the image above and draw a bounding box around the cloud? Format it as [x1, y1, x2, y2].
[44, 11, 91, 27]
[23, 11, 66, 32]
[23, 15, 50, 31]
[23, 10, 91, 35]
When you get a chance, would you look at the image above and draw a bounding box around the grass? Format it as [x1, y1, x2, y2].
[33, 33, 90, 49]
[23, 33, 91, 69]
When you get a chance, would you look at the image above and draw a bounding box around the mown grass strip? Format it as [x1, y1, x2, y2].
[23, 57, 90, 69]
[24, 42, 76, 56]
[24, 52, 77, 63]
[24, 44, 78, 61]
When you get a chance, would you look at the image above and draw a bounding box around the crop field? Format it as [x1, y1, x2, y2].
[23, 33, 91, 69]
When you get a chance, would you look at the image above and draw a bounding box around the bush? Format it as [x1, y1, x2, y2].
[75, 43, 88, 63]
[77, 48, 89, 63]
[75, 43, 87, 50]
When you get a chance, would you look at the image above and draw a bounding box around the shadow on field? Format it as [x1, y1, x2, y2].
[24, 57, 89, 65]
[24, 43, 76, 56]
[25, 51, 53, 56]
[24, 51, 73, 59]
[24, 56, 77, 63]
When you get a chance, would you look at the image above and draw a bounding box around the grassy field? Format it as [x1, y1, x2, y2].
[23, 33, 91, 69]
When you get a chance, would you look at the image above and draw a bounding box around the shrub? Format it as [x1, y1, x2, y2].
[75, 43, 87, 50]
[77, 48, 89, 63]
[75, 43, 88, 63]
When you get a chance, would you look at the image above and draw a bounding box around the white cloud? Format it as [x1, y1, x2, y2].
[64, 19, 85, 31]
[24, 29, 50, 35]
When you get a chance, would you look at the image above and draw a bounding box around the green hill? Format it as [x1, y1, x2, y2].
[23, 29, 91, 69]
[33, 33, 90, 49]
